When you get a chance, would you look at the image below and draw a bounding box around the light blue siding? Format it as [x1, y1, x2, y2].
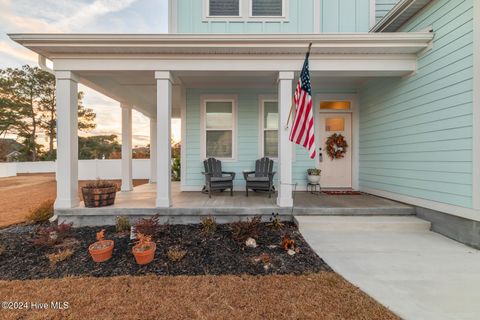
[175, 0, 373, 33]
[176, 0, 315, 33]
[185, 86, 358, 189]
[359, 0, 474, 208]
[321, 0, 371, 32]
[376, 0, 400, 23]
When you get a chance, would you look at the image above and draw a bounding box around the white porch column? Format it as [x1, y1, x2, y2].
[121, 103, 133, 191]
[277, 71, 295, 207]
[149, 117, 157, 183]
[155, 71, 172, 207]
[55, 71, 79, 209]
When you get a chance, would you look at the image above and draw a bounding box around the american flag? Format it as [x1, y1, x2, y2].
[289, 50, 316, 159]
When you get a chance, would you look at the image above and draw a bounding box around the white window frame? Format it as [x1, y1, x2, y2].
[249, 0, 286, 19]
[203, 0, 288, 21]
[258, 95, 278, 160]
[200, 95, 238, 161]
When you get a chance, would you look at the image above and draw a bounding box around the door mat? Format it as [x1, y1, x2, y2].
[322, 191, 363, 195]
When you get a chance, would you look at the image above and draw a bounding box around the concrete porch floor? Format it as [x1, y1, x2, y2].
[56, 182, 415, 226]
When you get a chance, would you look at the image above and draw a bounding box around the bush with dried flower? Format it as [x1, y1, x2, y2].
[33, 223, 73, 247]
[201, 216, 217, 235]
[27, 199, 55, 223]
[230, 216, 262, 242]
[47, 248, 74, 266]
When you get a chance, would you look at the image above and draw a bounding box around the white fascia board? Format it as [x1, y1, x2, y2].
[8, 33, 434, 58]
[370, 0, 432, 32]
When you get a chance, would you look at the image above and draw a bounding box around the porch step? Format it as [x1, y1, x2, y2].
[295, 216, 431, 233]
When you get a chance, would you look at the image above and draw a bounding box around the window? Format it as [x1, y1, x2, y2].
[251, 0, 283, 16]
[261, 100, 278, 158]
[202, 97, 236, 159]
[209, 0, 240, 16]
[320, 101, 351, 110]
[325, 118, 345, 132]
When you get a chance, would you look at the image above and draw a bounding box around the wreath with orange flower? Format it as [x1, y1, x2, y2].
[326, 133, 348, 159]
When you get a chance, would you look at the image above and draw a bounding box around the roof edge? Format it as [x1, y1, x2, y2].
[370, 0, 433, 32]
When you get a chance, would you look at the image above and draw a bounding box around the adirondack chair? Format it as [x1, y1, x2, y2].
[243, 157, 276, 198]
[202, 158, 236, 198]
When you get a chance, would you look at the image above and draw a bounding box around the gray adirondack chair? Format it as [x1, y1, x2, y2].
[243, 157, 276, 198]
[202, 158, 236, 198]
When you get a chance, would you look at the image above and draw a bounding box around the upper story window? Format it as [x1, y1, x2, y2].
[251, 0, 283, 17]
[209, 0, 240, 17]
[205, 0, 286, 19]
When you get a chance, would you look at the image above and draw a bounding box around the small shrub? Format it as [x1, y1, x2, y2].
[166, 247, 187, 262]
[307, 168, 321, 175]
[133, 214, 160, 237]
[33, 222, 73, 247]
[230, 216, 262, 242]
[268, 212, 284, 230]
[116, 216, 131, 233]
[281, 234, 295, 251]
[0, 244, 6, 256]
[47, 248, 74, 266]
[201, 216, 217, 235]
[27, 199, 55, 223]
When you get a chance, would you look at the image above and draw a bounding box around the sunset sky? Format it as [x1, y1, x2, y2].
[0, 0, 180, 147]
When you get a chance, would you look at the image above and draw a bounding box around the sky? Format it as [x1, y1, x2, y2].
[0, 0, 181, 147]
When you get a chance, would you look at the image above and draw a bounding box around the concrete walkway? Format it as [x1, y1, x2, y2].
[297, 216, 480, 320]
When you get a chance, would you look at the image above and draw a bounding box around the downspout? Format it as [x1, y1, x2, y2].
[38, 55, 54, 74]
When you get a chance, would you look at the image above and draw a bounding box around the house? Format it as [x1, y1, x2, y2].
[0, 139, 23, 162]
[8, 0, 480, 247]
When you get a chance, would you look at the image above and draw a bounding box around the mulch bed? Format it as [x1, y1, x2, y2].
[0, 221, 330, 280]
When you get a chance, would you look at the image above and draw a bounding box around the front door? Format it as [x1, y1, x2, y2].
[318, 112, 352, 188]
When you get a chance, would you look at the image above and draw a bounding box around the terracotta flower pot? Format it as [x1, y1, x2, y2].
[132, 242, 156, 265]
[88, 240, 114, 262]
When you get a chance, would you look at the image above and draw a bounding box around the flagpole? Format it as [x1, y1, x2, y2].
[284, 42, 313, 129]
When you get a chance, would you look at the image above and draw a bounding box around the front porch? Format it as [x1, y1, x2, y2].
[56, 182, 414, 226]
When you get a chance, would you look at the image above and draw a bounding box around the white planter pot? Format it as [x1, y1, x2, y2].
[307, 174, 321, 184]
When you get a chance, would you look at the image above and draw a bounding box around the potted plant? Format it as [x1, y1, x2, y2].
[132, 233, 156, 265]
[88, 229, 114, 262]
[307, 168, 321, 184]
[82, 180, 117, 208]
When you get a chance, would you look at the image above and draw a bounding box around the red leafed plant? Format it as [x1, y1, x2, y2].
[281, 234, 295, 251]
[133, 214, 161, 237]
[33, 223, 73, 247]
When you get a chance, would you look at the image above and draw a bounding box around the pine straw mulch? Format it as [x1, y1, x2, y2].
[0, 273, 399, 320]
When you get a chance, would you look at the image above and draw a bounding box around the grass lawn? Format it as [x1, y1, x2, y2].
[0, 273, 398, 320]
[0, 174, 147, 228]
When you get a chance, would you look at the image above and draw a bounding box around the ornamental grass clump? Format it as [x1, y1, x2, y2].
[166, 246, 187, 262]
[47, 248, 74, 267]
[230, 216, 262, 242]
[27, 199, 55, 223]
[200, 216, 217, 235]
[115, 216, 131, 233]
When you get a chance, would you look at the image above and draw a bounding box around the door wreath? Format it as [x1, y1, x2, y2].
[326, 133, 348, 159]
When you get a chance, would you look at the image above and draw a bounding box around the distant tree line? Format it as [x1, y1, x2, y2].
[0, 65, 96, 161]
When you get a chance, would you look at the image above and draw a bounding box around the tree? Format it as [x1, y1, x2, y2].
[0, 65, 97, 161]
[78, 135, 121, 160]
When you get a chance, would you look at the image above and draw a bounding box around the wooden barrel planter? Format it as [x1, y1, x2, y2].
[82, 183, 117, 208]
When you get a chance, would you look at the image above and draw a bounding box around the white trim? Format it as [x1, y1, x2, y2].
[180, 85, 187, 189]
[200, 94, 238, 161]
[369, 0, 376, 29]
[473, 0, 480, 210]
[361, 187, 480, 222]
[202, 0, 288, 21]
[314, 0, 321, 33]
[315, 93, 359, 190]
[258, 95, 279, 160]
[168, 0, 177, 33]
